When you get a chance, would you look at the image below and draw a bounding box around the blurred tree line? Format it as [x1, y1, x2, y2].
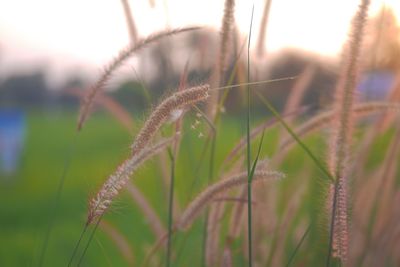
[0, 28, 338, 115]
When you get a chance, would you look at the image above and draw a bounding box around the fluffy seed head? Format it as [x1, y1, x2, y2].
[131, 85, 209, 155]
[328, 0, 370, 262]
[77, 27, 200, 131]
[87, 137, 175, 224]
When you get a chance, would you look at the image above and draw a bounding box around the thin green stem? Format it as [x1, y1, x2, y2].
[212, 76, 296, 92]
[77, 215, 102, 267]
[247, 6, 254, 267]
[201, 135, 217, 267]
[67, 224, 89, 267]
[255, 92, 334, 183]
[38, 131, 77, 267]
[285, 224, 311, 267]
[166, 148, 176, 267]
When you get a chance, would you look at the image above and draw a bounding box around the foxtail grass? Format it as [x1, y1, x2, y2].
[279, 101, 400, 153]
[256, 0, 272, 57]
[131, 85, 209, 155]
[208, 0, 236, 118]
[87, 136, 176, 224]
[77, 27, 200, 130]
[121, 0, 138, 44]
[327, 1, 370, 264]
[178, 170, 284, 230]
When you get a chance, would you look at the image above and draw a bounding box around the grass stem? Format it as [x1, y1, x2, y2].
[166, 148, 176, 267]
[38, 131, 78, 267]
[246, 6, 254, 267]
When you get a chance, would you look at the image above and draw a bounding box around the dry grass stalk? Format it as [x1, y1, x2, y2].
[154, 62, 191, 208]
[282, 64, 315, 124]
[328, 0, 370, 262]
[227, 159, 270, 240]
[66, 87, 134, 132]
[366, 192, 400, 266]
[371, 122, 400, 237]
[206, 201, 225, 267]
[279, 101, 400, 153]
[349, 74, 400, 178]
[221, 246, 233, 267]
[219, 0, 235, 85]
[222, 108, 304, 167]
[270, 186, 304, 267]
[126, 183, 165, 239]
[208, 0, 235, 118]
[256, 0, 273, 57]
[177, 170, 284, 230]
[379, 73, 400, 131]
[77, 27, 199, 130]
[121, 0, 138, 44]
[228, 186, 247, 239]
[131, 85, 209, 155]
[87, 137, 175, 224]
[364, 7, 400, 71]
[99, 220, 135, 265]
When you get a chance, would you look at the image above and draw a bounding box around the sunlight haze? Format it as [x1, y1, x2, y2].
[0, 0, 399, 84]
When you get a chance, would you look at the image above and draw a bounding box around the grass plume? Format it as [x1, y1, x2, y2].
[256, 0, 272, 57]
[279, 101, 400, 153]
[131, 85, 209, 155]
[87, 137, 176, 224]
[77, 27, 200, 130]
[121, 0, 138, 44]
[327, 0, 370, 264]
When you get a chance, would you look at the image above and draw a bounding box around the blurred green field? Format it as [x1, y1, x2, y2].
[0, 111, 250, 267]
[1, 111, 397, 267]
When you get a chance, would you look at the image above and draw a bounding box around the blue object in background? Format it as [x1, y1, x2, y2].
[358, 71, 395, 101]
[0, 109, 26, 176]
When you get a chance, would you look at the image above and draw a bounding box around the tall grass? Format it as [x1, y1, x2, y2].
[30, 1, 400, 267]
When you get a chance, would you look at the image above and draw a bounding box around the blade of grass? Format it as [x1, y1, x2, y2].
[255, 91, 334, 183]
[67, 224, 89, 267]
[285, 224, 311, 267]
[77, 215, 102, 267]
[201, 135, 217, 267]
[212, 77, 297, 92]
[38, 131, 78, 267]
[250, 130, 265, 183]
[166, 147, 176, 267]
[246, 6, 254, 267]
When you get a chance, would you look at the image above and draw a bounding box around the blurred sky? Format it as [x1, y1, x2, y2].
[0, 0, 399, 86]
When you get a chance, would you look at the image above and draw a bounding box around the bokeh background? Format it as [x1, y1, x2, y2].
[1, 0, 400, 266]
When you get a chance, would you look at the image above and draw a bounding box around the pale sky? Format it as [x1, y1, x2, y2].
[0, 0, 399, 85]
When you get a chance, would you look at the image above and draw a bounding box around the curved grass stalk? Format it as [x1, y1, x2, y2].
[280, 102, 400, 153]
[77, 27, 200, 130]
[126, 183, 165, 239]
[177, 170, 284, 230]
[99, 220, 135, 265]
[87, 137, 176, 224]
[222, 107, 306, 168]
[131, 85, 209, 155]
[255, 91, 335, 183]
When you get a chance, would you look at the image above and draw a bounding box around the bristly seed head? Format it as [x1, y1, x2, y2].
[131, 84, 209, 155]
[87, 137, 176, 225]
